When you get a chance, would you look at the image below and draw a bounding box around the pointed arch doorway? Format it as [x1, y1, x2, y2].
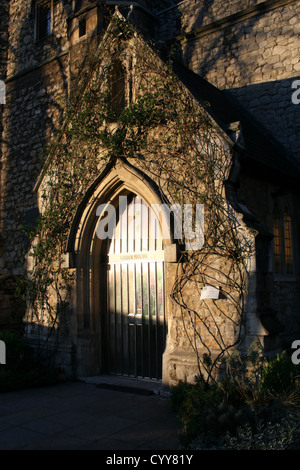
[100, 192, 166, 380]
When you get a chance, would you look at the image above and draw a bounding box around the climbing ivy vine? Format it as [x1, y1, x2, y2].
[19, 13, 254, 382]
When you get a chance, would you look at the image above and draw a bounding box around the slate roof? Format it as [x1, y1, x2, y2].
[171, 60, 300, 186]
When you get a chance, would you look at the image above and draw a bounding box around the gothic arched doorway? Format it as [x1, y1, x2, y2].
[100, 193, 166, 380]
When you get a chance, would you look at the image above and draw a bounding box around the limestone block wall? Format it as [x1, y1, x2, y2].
[156, 0, 267, 36]
[1, 55, 69, 275]
[153, 0, 300, 355]
[0, 0, 9, 81]
[2, 1, 299, 272]
[6, 0, 71, 78]
[156, 0, 300, 162]
[0, 0, 72, 276]
[0, 2, 10, 264]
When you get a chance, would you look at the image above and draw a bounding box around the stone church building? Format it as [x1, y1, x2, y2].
[1, 0, 300, 388]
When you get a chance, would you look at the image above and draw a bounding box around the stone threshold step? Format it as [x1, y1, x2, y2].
[78, 374, 164, 396]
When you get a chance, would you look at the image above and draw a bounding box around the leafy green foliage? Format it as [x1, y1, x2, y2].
[170, 379, 250, 447]
[223, 418, 296, 450]
[260, 351, 300, 397]
[171, 347, 300, 449]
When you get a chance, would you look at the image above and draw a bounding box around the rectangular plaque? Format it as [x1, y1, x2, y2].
[200, 286, 220, 300]
[108, 250, 165, 263]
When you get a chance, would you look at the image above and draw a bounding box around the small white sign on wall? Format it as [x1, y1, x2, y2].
[200, 286, 220, 300]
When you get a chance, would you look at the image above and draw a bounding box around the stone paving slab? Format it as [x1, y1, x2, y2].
[0, 380, 181, 450]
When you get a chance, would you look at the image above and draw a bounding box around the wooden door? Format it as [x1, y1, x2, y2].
[105, 195, 166, 380]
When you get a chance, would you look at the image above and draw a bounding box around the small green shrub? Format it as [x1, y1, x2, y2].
[224, 417, 296, 450]
[188, 417, 297, 450]
[171, 347, 300, 449]
[170, 379, 252, 447]
[0, 330, 61, 392]
[260, 352, 300, 397]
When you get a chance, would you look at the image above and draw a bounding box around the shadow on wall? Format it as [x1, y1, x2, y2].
[168, 0, 300, 164]
[1, 0, 109, 277]
[1, 0, 72, 277]
[174, 1, 264, 73]
[225, 78, 300, 163]
[0, 1, 76, 333]
[0, 274, 26, 335]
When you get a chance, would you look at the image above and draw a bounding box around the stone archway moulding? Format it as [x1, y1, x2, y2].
[66, 158, 174, 268]
[61, 158, 178, 382]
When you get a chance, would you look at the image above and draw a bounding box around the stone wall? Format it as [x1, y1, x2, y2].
[237, 170, 300, 352]
[0, 1, 10, 269]
[2, 1, 299, 271]
[152, 0, 300, 356]
[0, 0, 9, 81]
[156, 0, 300, 162]
[21, 26, 260, 381]
[1, 0, 300, 379]
[1, 55, 69, 275]
[0, 274, 25, 334]
[6, 0, 71, 78]
[1, 0, 80, 276]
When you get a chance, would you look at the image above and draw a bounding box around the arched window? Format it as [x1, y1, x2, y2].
[273, 204, 282, 273]
[35, 0, 52, 41]
[283, 210, 294, 274]
[273, 204, 294, 275]
[78, 17, 86, 38]
[109, 59, 126, 117]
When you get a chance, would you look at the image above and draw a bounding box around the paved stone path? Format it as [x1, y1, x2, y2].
[0, 380, 181, 450]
